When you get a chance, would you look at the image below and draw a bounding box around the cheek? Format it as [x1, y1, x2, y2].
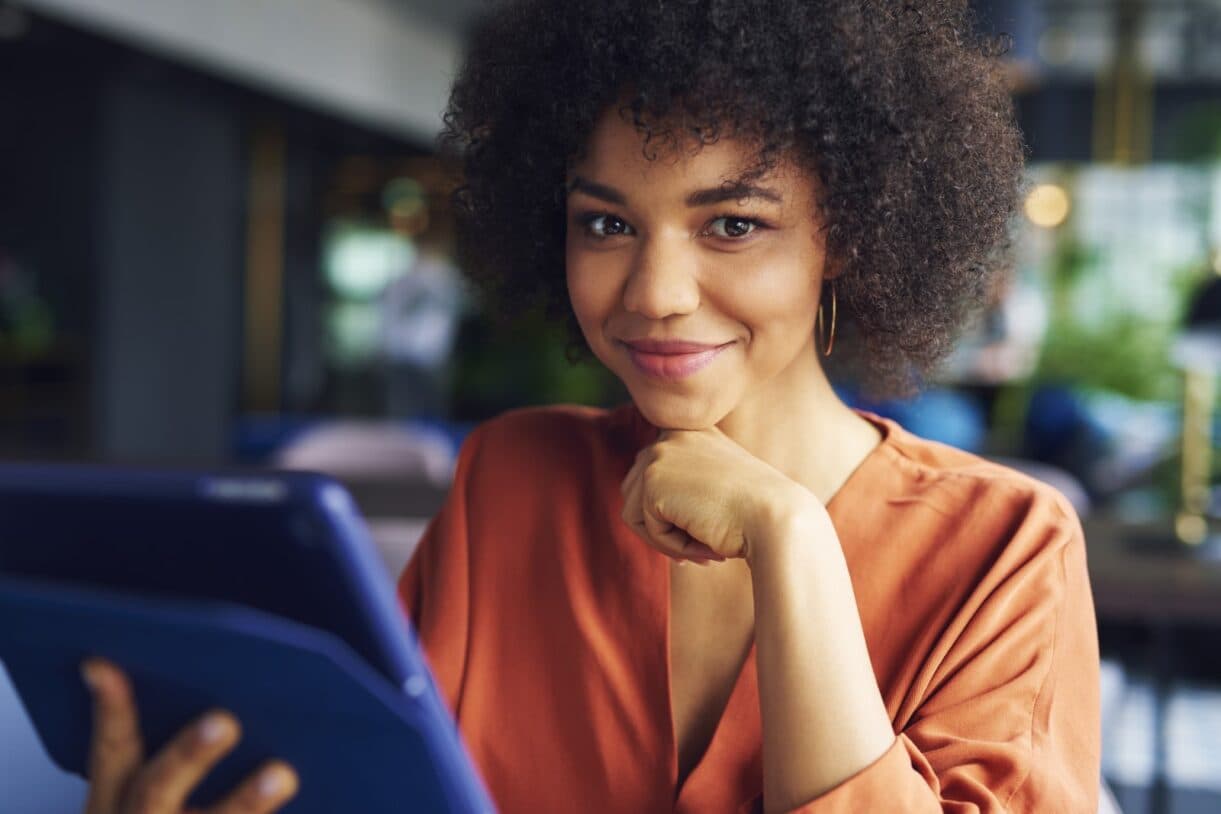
[565, 252, 618, 340]
[717, 256, 821, 341]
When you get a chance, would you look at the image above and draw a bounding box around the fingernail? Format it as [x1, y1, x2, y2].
[258, 766, 289, 797]
[79, 663, 97, 693]
[197, 714, 232, 745]
[80, 662, 102, 694]
[674, 559, 688, 567]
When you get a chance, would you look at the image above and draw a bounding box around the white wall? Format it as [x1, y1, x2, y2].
[16, 0, 458, 141]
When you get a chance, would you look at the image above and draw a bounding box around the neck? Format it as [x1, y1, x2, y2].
[714, 342, 880, 504]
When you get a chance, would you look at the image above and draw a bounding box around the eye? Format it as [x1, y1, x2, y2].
[706, 216, 758, 239]
[581, 213, 633, 238]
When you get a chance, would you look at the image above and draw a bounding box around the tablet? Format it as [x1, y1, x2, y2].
[0, 463, 494, 813]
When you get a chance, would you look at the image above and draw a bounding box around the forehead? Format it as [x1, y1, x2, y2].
[571, 107, 807, 198]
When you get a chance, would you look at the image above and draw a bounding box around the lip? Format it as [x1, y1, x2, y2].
[619, 338, 733, 381]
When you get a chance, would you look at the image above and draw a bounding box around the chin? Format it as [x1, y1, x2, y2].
[626, 385, 735, 431]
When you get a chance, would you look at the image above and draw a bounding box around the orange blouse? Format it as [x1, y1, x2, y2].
[397, 404, 1101, 813]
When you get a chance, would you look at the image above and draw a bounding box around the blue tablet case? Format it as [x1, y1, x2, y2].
[0, 466, 495, 814]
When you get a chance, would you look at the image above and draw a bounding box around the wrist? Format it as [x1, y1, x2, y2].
[744, 489, 833, 569]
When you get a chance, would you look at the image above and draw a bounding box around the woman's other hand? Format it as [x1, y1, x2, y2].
[81, 658, 298, 814]
[619, 427, 826, 566]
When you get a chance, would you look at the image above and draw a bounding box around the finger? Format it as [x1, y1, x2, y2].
[625, 478, 687, 563]
[619, 453, 644, 498]
[621, 466, 646, 534]
[126, 709, 241, 814]
[626, 464, 709, 563]
[623, 461, 715, 565]
[642, 505, 701, 560]
[82, 659, 145, 814]
[680, 538, 726, 562]
[206, 760, 299, 814]
[642, 502, 726, 563]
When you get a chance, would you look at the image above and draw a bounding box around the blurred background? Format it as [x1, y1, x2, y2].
[0, 1, 1219, 812]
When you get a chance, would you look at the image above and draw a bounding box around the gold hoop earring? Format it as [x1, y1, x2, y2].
[817, 280, 837, 357]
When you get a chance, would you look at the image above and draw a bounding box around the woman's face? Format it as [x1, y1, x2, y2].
[565, 110, 832, 430]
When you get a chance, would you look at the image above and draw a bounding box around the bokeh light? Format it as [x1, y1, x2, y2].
[1024, 182, 1072, 228]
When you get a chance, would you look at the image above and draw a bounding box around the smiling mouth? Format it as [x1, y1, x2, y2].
[619, 339, 733, 381]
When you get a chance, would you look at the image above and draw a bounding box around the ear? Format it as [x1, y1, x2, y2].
[819, 253, 844, 283]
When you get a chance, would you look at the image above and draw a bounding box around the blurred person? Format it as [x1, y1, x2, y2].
[379, 172, 465, 419]
[78, 2, 1101, 813]
[378, 244, 463, 418]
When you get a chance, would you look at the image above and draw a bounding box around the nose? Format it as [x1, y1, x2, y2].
[621, 233, 700, 319]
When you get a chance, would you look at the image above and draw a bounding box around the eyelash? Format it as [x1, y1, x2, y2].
[575, 212, 771, 241]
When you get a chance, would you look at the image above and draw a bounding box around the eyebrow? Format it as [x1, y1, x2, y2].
[567, 176, 784, 207]
[687, 181, 784, 207]
[568, 177, 627, 205]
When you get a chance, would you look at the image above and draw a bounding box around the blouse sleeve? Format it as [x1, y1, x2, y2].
[396, 425, 485, 714]
[773, 500, 1101, 814]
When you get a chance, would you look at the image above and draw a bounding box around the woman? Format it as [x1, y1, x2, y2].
[80, 1, 1101, 812]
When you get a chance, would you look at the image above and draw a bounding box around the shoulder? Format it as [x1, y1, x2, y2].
[868, 415, 1084, 564]
[853, 419, 1095, 696]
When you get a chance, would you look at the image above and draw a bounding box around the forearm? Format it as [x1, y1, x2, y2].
[749, 509, 894, 814]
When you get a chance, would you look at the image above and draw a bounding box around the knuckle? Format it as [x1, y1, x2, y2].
[649, 495, 666, 517]
[641, 464, 659, 487]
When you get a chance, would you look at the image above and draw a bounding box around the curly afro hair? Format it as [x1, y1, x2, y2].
[441, 0, 1025, 395]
